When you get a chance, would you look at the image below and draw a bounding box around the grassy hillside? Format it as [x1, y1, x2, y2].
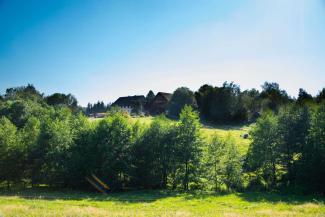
[201, 123, 252, 155]
[131, 116, 252, 155]
[0, 188, 324, 217]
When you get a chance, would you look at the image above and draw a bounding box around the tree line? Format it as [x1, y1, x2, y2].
[84, 81, 325, 125]
[169, 82, 325, 123]
[85, 101, 110, 115]
[0, 84, 324, 194]
[246, 103, 325, 193]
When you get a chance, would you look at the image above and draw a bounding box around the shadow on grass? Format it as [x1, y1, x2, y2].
[0, 187, 181, 203]
[200, 121, 250, 131]
[0, 187, 324, 205]
[180, 191, 325, 205]
[237, 191, 325, 205]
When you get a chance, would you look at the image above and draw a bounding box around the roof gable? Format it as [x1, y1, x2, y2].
[112, 95, 145, 107]
[156, 92, 172, 101]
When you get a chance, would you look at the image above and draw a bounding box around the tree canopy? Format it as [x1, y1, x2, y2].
[167, 87, 197, 118]
[0, 83, 324, 194]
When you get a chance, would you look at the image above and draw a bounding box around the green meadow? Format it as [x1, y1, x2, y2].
[0, 188, 324, 217]
[132, 116, 252, 154]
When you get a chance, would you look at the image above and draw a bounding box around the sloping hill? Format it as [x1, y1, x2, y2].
[131, 116, 252, 155]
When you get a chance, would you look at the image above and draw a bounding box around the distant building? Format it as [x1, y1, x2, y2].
[112, 95, 146, 114]
[88, 112, 106, 119]
[147, 92, 172, 115]
[94, 113, 106, 118]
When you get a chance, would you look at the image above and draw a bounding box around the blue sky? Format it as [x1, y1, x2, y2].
[0, 0, 324, 105]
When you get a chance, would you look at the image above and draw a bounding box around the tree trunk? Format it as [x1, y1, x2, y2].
[286, 142, 293, 185]
[162, 169, 167, 189]
[272, 161, 276, 187]
[183, 162, 188, 190]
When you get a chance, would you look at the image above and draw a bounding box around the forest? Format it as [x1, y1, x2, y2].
[0, 83, 324, 195]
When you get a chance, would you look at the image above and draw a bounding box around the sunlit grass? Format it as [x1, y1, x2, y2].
[0, 189, 324, 217]
[201, 124, 252, 155]
[131, 116, 155, 125]
[130, 116, 252, 155]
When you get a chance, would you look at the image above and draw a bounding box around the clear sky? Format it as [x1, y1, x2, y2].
[1, 0, 324, 105]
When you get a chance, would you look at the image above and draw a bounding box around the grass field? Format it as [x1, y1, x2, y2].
[0, 188, 324, 217]
[200, 123, 251, 155]
[131, 116, 252, 154]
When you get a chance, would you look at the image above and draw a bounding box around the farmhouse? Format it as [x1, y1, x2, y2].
[112, 92, 172, 115]
[88, 112, 106, 118]
[112, 95, 146, 114]
[147, 92, 172, 115]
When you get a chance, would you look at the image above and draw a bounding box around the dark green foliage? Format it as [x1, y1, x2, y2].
[176, 105, 202, 190]
[316, 88, 325, 103]
[298, 103, 325, 193]
[246, 103, 325, 194]
[86, 101, 109, 114]
[2, 100, 33, 128]
[132, 116, 177, 189]
[0, 99, 49, 128]
[276, 105, 310, 186]
[94, 113, 133, 190]
[22, 116, 41, 184]
[65, 115, 95, 188]
[4, 84, 43, 102]
[246, 113, 280, 188]
[241, 88, 261, 121]
[0, 83, 325, 195]
[167, 87, 197, 118]
[195, 82, 247, 123]
[297, 88, 313, 105]
[45, 93, 81, 113]
[40, 108, 75, 186]
[132, 107, 202, 190]
[146, 90, 155, 102]
[0, 117, 23, 187]
[260, 82, 290, 112]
